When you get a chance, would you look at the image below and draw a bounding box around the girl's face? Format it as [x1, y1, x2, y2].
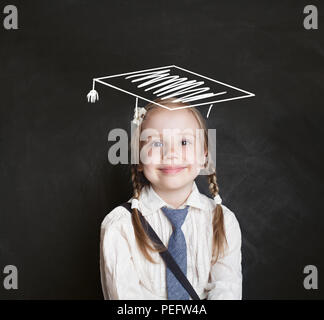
[139, 107, 206, 192]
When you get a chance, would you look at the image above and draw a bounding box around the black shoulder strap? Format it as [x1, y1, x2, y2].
[121, 202, 200, 300]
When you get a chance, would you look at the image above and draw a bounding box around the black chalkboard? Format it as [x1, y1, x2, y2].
[0, 0, 323, 299]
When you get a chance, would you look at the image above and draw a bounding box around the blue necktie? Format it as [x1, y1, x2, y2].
[161, 205, 189, 300]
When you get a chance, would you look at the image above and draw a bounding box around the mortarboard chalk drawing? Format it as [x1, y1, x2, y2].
[87, 65, 255, 118]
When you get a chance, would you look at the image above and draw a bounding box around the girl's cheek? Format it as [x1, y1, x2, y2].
[184, 144, 204, 166]
[151, 151, 162, 165]
[183, 146, 195, 164]
[140, 145, 162, 165]
[195, 142, 206, 167]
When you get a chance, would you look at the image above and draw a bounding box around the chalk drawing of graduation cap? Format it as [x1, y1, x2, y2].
[87, 65, 255, 118]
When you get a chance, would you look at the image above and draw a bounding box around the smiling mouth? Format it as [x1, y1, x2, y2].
[158, 166, 187, 175]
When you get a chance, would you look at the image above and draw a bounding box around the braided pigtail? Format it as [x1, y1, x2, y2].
[208, 169, 228, 264]
[130, 164, 164, 263]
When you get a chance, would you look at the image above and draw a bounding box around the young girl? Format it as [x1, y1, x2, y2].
[100, 97, 242, 300]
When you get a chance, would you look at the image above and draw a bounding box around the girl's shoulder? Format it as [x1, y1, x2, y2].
[100, 201, 133, 232]
[221, 204, 240, 231]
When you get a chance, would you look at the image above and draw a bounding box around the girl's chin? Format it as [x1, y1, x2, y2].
[157, 175, 194, 189]
[157, 182, 189, 191]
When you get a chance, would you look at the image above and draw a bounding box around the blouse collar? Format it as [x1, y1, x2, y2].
[137, 181, 205, 216]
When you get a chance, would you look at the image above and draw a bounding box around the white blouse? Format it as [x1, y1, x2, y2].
[100, 182, 242, 300]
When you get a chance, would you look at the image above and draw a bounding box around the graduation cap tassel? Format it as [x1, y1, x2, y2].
[87, 79, 99, 103]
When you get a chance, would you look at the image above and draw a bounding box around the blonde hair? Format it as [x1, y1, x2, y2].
[130, 97, 227, 264]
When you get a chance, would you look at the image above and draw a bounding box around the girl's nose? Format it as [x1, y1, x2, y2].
[163, 140, 181, 162]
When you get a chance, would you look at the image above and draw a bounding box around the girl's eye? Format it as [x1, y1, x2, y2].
[152, 141, 163, 148]
[182, 139, 192, 146]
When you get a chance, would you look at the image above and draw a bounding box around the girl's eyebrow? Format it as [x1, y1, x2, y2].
[144, 133, 161, 141]
[178, 130, 196, 137]
[162, 128, 197, 134]
[144, 128, 198, 138]
[182, 132, 195, 136]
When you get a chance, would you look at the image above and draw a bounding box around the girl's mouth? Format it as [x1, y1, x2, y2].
[158, 166, 187, 175]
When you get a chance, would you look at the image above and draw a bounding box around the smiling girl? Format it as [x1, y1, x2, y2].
[100, 98, 242, 300]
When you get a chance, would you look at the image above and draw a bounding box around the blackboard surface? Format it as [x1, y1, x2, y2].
[0, 0, 323, 299]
